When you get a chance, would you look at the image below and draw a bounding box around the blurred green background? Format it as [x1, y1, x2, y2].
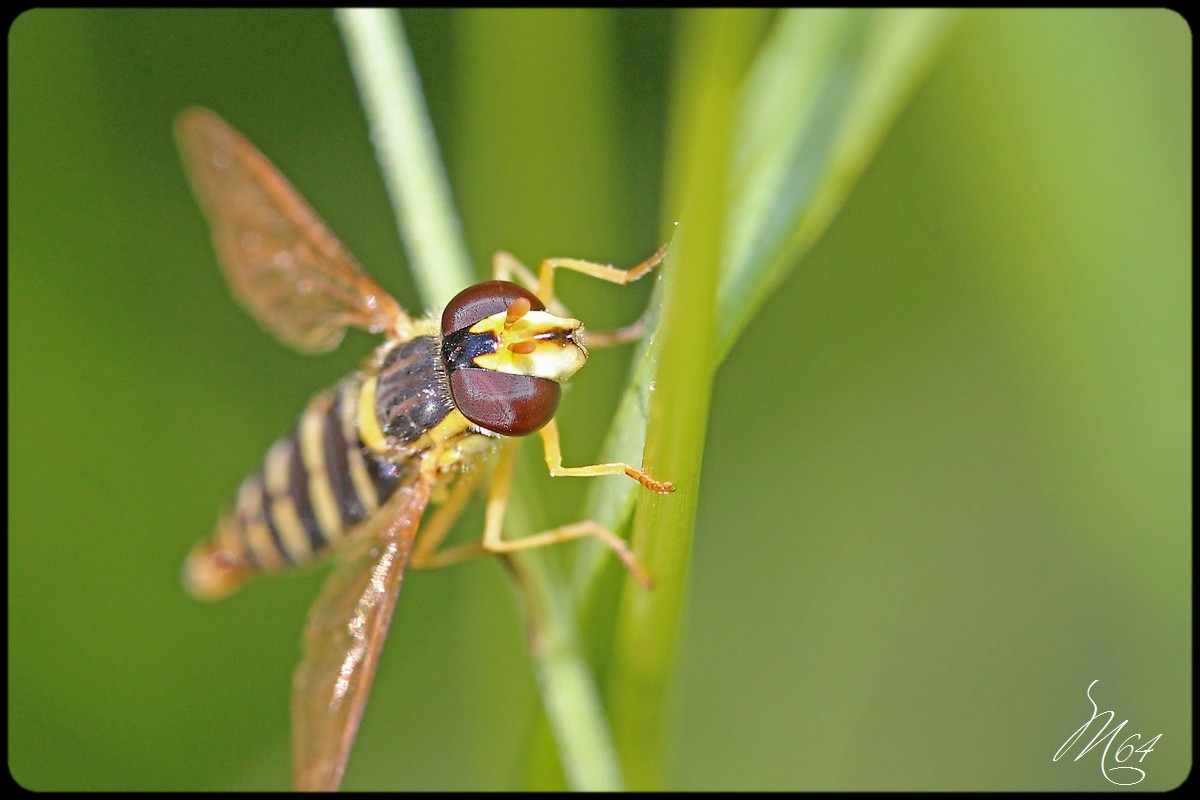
[8, 8, 1189, 791]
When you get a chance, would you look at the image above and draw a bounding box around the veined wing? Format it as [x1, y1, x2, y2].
[175, 107, 409, 353]
[291, 470, 435, 791]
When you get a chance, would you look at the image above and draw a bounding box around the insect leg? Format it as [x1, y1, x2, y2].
[576, 315, 649, 349]
[492, 251, 572, 318]
[538, 417, 674, 493]
[481, 438, 654, 587]
[492, 248, 665, 349]
[409, 469, 488, 570]
[536, 244, 668, 309]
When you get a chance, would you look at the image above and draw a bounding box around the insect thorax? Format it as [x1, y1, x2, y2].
[371, 336, 456, 443]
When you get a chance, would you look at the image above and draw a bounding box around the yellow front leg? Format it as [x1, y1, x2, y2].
[491, 245, 668, 349]
[491, 251, 572, 319]
[479, 439, 657, 587]
[538, 417, 674, 494]
[537, 244, 669, 308]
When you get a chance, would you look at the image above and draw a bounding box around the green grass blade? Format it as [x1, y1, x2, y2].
[571, 7, 958, 789]
[605, 9, 759, 788]
[577, 9, 957, 590]
[719, 8, 958, 360]
[335, 8, 474, 305]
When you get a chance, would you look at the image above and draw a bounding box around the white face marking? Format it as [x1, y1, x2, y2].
[470, 309, 588, 382]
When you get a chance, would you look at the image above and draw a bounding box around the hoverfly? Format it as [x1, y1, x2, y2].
[174, 107, 673, 791]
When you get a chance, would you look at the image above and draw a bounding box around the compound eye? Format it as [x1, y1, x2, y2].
[442, 280, 545, 336]
[449, 369, 560, 437]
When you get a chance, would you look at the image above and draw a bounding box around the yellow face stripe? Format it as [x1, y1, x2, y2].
[299, 395, 344, 543]
[263, 438, 313, 563]
[469, 309, 588, 382]
[339, 382, 380, 516]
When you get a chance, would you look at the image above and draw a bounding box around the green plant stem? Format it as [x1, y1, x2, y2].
[574, 11, 957, 597]
[569, 9, 956, 789]
[337, 8, 626, 790]
[607, 9, 763, 789]
[493, 481, 627, 791]
[514, 554, 625, 790]
[334, 8, 473, 305]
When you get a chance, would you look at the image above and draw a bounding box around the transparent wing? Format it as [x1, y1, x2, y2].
[291, 471, 435, 792]
[174, 107, 409, 353]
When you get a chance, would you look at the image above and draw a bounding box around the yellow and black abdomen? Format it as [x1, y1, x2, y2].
[185, 336, 456, 599]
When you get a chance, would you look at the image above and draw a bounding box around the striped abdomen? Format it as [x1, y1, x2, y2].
[185, 336, 463, 599]
[232, 381, 410, 570]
